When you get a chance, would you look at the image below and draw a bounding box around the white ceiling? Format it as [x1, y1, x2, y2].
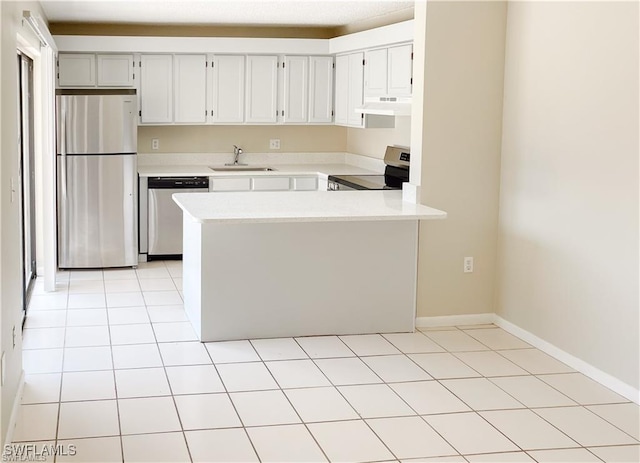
[40, 0, 414, 27]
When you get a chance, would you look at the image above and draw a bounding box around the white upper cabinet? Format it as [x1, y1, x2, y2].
[140, 55, 173, 124]
[308, 56, 334, 124]
[246, 55, 278, 124]
[97, 54, 134, 87]
[283, 56, 309, 124]
[387, 44, 413, 96]
[210, 55, 245, 123]
[174, 54, 207, 124]
[334, 54, 349, 126]
[347, 53, 365, 127]
[363, 43, 413, 97]
[364, 48, 387, 97]
[59, 53, 135, 87]
[58, 54, 96, 87]
[335, 52, 364, 128]
[347, 52, 365, 127]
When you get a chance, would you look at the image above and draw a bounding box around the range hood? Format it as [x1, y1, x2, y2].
[356, 96, 412, 117]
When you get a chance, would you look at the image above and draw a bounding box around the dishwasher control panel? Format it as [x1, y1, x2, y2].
[148, 176, 209, 189]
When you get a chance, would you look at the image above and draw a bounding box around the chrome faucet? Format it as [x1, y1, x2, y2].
[226, 145, 246, 166]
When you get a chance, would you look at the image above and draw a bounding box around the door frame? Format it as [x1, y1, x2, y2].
[17, 21, 58, 295]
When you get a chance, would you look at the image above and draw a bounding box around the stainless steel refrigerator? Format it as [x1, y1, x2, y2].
[56, 90, 138, 268]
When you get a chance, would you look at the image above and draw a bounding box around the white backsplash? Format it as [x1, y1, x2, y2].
[138, 152, 386, 172]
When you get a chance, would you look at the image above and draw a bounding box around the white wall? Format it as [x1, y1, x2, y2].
[416, 1, 507, 317]
[0, 0, 46, 445]
[497, 1, 639, 392]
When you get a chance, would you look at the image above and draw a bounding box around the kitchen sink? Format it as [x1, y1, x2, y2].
[209, 166, 276, 172]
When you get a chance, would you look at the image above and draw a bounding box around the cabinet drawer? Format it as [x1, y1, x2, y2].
[210, 177, 251, 191]
[292, 177, 318, 191]
[252, 177, 291, 191]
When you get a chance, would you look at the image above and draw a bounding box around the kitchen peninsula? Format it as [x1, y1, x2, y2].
[173, 190, 446, 341]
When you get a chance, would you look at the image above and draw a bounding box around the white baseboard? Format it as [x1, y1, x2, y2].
[415, 313, 639, 404]
[494, 315, 640, 404]
[3, 370, 25, 447]
[415, 313, 495, 328]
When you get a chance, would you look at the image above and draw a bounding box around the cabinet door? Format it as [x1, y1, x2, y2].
[387, 44, 413, 96]
[211, 55, 245, 123]
[97, 54, 134, 87]
[347, 52, 364, 127]
[364, 48, 387, 97]
[292, 177, 318, 191]
[334, 54, 349, 126]
[252, 177, 291, 191]
[308, 56, 334, 124]
[174, 54, 207, 124]
[58, 54, 95, 87]
[246, 55, 278, 124]
[140, 55, 173, 124]
[210, 177, 251, 191]
[283, 56, 309, 123]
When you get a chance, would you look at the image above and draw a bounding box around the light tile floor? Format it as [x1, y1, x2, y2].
[13, 260, 640, 462]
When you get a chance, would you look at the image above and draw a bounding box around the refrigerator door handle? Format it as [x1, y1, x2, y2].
[60, 107, 66, 156]
[122, 99, 136, 153]
[59, 107, 67, 199]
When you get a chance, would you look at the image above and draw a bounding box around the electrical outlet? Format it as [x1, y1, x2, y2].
[464, 257, 474, 273]
[269, 139, 280, 150]
[151, 138, 160, 150]
[12, 326, 15, 349]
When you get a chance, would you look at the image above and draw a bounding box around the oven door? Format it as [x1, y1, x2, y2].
[328, 180, 357, 191]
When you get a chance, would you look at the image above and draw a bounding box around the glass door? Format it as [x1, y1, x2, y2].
[18, 52, 37, 323]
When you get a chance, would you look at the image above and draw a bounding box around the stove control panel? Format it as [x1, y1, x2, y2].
[384, 145, 411, 168]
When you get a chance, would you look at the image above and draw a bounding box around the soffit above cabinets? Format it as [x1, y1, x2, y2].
[41, 1, 414, 27]
[53, 20, 414, 55]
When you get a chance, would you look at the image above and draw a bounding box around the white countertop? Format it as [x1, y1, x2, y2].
[137, 163, 379, 178]
[173, 190, 447, 224]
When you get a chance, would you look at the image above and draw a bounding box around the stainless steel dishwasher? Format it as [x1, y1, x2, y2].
[147, 177, 209, 259]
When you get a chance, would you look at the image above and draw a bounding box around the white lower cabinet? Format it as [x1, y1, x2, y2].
[252, 177, 291, 191]
[209, 175, 318, 192]
[209, 177, 251, 192]
[292, 177, 318, 191]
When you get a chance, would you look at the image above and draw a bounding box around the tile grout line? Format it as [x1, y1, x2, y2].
[159, 259, 194, 463]
[19, 265, 640, 461]
[102, 274, 126, 463]
[284, 337, 358, 462]
[202, 328, 263, 463]
[298, 335, 459, 461]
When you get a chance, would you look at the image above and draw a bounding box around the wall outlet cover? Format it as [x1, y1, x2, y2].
[269, 139, 281, 150]
[151, 138, 160, 150]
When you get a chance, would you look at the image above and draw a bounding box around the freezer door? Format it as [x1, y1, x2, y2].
[56, 94, 137, 155]
[57, 154, 138, 268]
